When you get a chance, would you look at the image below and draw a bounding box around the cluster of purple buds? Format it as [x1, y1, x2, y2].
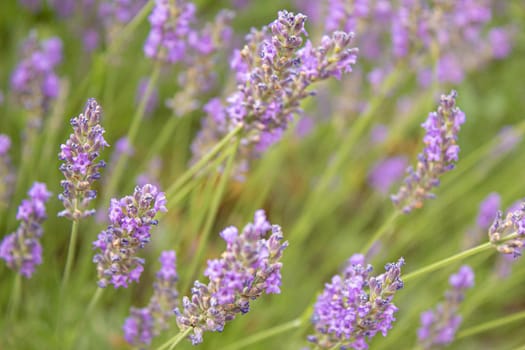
[368, 156, 408, 195]
[0, 182, 52, 278]
[123, 250, 179, 347]
[308, 254, 404, 349]
[191, 10, 358, 175]
[10, 32, 62, 124]
[488, 201, 525, 257]
[175, 210, 288, 345]
[417, 265, 474, 348]
[0, 134, 15, 208]
[93, 184, 167, 288]
[58, 99, 109, 220]
[391, 91, 465, 213]
[144, 0, 196, 63]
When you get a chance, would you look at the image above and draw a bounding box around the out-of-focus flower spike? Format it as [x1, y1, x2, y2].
[0, 134, 16, 209]
[0, 182, 52, 278]
[391, 91, 465, 213]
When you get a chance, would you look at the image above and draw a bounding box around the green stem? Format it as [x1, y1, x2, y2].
[361, 211, 400, 254]
[7, 274, 22, 321]
[86, 288, 104, 316]
[404, 233, 518, 283]
[61, 219, 79, 293]
[145, 116, 180, 162]
[181, 140, 239, 293]
[224, 318, 303, 350]
[157, 328, 192, 350]
[103, 63, 161, 201]
[457, 309, 525, 339]
[165, 125, 242, 202]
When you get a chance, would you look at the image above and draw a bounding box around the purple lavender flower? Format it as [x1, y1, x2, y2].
[477, 193, 501, 230]
[488, 200, 525, 257]
[0, 134, 15, 208]
[144, 0, 196, 63]
[0, 182, 51, 278]
[58, 98, 109, 220]
[175, 210, 287, 345]
[417, 265, 474, 348]
[308, 254, 404, 349]
[93, 184, 167, 288]
[368, 156, 408, 195]
[11, 32, 62, 123]
[191, 11, 358, 175]
[488, 27, 512, 59]
[124, 250, 179, 347]
[391, 91, 465, 213]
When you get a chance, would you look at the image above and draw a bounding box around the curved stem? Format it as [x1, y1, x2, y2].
[61, 219, 79, 293]
[457, 309, 525, 339]
[404, 233, 518, 283]
[86, 288, 104, 316]
[165, 125, 242, 202]
[224, 318, 303, 350]
[157, 328, 192, 350]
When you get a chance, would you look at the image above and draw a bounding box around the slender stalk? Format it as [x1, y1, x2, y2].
[103, 63, 161, 201]
[7, 274, 22, 321]
[145, 116, 180, 162]
[157, 328, 192, 350]
[181, 140, 239, 293]
[361, 211, 400, 254]
[61, 219, 79, 293]
[328, 342, 343, 350]
[457, 309, 525, 339]
[404, 233, 518, 283]
[224, 318, 303, 350]
[86, 288, 104, 316]
[165, 125, 242, 202]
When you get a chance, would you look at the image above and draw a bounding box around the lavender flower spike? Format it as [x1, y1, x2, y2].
[308, 254, 404, 349]
[417, 265, 474, 348]
[488, 201, 525, 257]
[93, 184, 167, 288]
[58, 98, 109, 220]
[175, 210, 288, 345]
[391, 91, 465, 213]
[124, 250, 179, 347]
[0, 182, 52, 278]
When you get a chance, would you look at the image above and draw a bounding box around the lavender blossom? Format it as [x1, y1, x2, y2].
[191, 11, 358, 175]
[144, 0, 196, 63]
[0, 134, 15, 208]
[308, 254, 404, 349]
[368, 156, 408, 195]
[391, 91, 465, 213]
[58, 98, 109, 220]
[417, 265, 474, 348]
[488, 201, 525, 257]
[93, 184, 167, 288]
[0, 182, 52, 278]
[124, 250, 179, 347]
[477, 193, 501, 230]
[175, 210, 287, 345]
[10, 32, 62, 124]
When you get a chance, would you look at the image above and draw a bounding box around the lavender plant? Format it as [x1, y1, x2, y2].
[2, 1, 525, 349]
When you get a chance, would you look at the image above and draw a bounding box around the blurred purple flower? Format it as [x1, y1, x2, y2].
[417, 265, 474, 348]
[124, 250, 179, 347]
[0, 182, 52, 278]
[392, 91, 465, 213]
[489, 200, 525, 257]
[368, 156, 408, 195]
